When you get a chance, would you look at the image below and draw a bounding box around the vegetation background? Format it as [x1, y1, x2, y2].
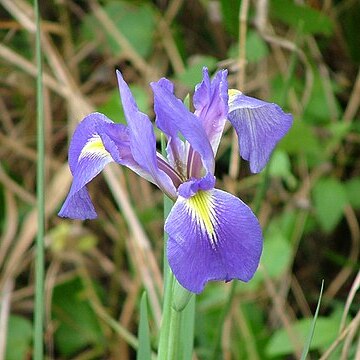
[0, 0, 359, 359]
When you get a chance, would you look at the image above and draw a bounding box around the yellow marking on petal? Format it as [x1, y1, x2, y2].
[79, 135, 110, 160]
[228, 89, 242, 100]
[228, 89, 243, 109]
[187, 190, 217, 247]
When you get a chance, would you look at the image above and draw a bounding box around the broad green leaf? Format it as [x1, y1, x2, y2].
[98, 85, 149, 124]
[269, 150, 297, 189]
[220, 0, 241, 37]
[52, 277, 105, 357]
[81, 1, 156, 58]
[270, 0, 334, 36]
[248, 227, 292, 289]
[228, 30, 269, 64]
[303, 73, 341, 124]
[261, 228, 292, 278]
[137, 292, 151, 360]
[177, 56, 217, 87]
[313, 178, 348, 233]
[266, 314, 339, 357]
[345, 177, 360, 209]
[278, 119, 320, 156]
[5, 315, 32, 360]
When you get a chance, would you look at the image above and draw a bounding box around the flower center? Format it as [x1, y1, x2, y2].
[187, 190, 217, 248]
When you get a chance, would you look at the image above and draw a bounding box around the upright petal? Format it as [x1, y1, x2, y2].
[165, 187, 263, 293]
[151, 80, 215, 176]
[59, 113, 118, 219]
[153, 78, 186, 175]
[193, 68, 229, 155]
[228, 90, 293, 173]
[116, 70, 177, 199]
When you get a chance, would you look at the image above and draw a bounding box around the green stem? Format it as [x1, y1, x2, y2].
[34, 0, 45, 358]
[157, 270, 174, 360]
[167, 307, 182, 359]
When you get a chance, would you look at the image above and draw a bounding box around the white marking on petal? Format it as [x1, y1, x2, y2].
[79, 134, 112, 161]
[185, 190, 218, 249]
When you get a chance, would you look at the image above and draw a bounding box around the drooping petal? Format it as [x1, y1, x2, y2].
[228, 90, 293, 173]
[151, 80, 215, 176]
[193, 68, 228, 155]
[165, 187, 263, 293]
[59, 113, 118, 219]
[116, 70, 177, 199]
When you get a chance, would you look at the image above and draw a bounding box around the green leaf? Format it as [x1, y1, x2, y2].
[137, 292, 151, 360]
[5, 315, 32, 360]
[262, 228, 292, 278]
[303, 73, 341, 124]
[52, 277, 105, 357]
[269, 150, 297, 188]
[248, 226, 292, 289]
[227, 30, 269, 64]
[345, 177, 360, 209]
[278, 119, 320, 156]
[300, 281, 324, 360]
[98, 85, 149, 124]
[270, 0, 334, 36]
[81, 1, 156, 58]
[177, 56, 217, 87]
[313, 178, 348, 233]
[220, 0, 241, 37]
[266, 313, 339, 357]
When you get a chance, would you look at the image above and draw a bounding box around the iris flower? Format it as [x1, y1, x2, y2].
[59, 68, 292, 293]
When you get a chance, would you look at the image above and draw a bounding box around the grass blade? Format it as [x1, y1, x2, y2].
[34, 0, 45, 358]
[137, 292, 152, 360]
[300, 280, 324, 360]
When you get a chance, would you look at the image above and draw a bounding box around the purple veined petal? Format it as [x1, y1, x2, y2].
[151, 80, 215, 176]
[193, 68, 229, 155]
[165, 187, 263, 293]
[228, 90, 293, 173]
[154, 78, 187, 175]
[116, 70, 177, 199]
[58, 113, 117, 219]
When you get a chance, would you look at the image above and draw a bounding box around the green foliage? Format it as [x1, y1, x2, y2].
[345, 177, 360, 209]
[98, 85, 150, 124]
[52, 277, 105, 357]
[5, 316, 33, 360]
[313, 178, 348, 233]
[227, 30, 269, 64]
[3, 0, 360, 358]
[270, 0, 334, 35]
[278, 119, 320, 156]
[177, 56, 217, 87]
[266, 311, 341, 357]
[300, 281, 324, 360]
[81, 1, 156, 57]
[220, 0, 241, 37]
[269, 150, 297, 189]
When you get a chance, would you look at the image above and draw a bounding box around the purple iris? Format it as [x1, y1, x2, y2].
[58, 68, 292, 293]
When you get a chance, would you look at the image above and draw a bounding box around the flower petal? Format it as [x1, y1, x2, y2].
[116, 70, 177, 198]
[165, 188, 263, 293]
[228, 90, 293, 173]
[151, 79, 215, 175]
[58, 113, 116, 219]
[153, 78, 186, 174]
[193, 68, 228, 155]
